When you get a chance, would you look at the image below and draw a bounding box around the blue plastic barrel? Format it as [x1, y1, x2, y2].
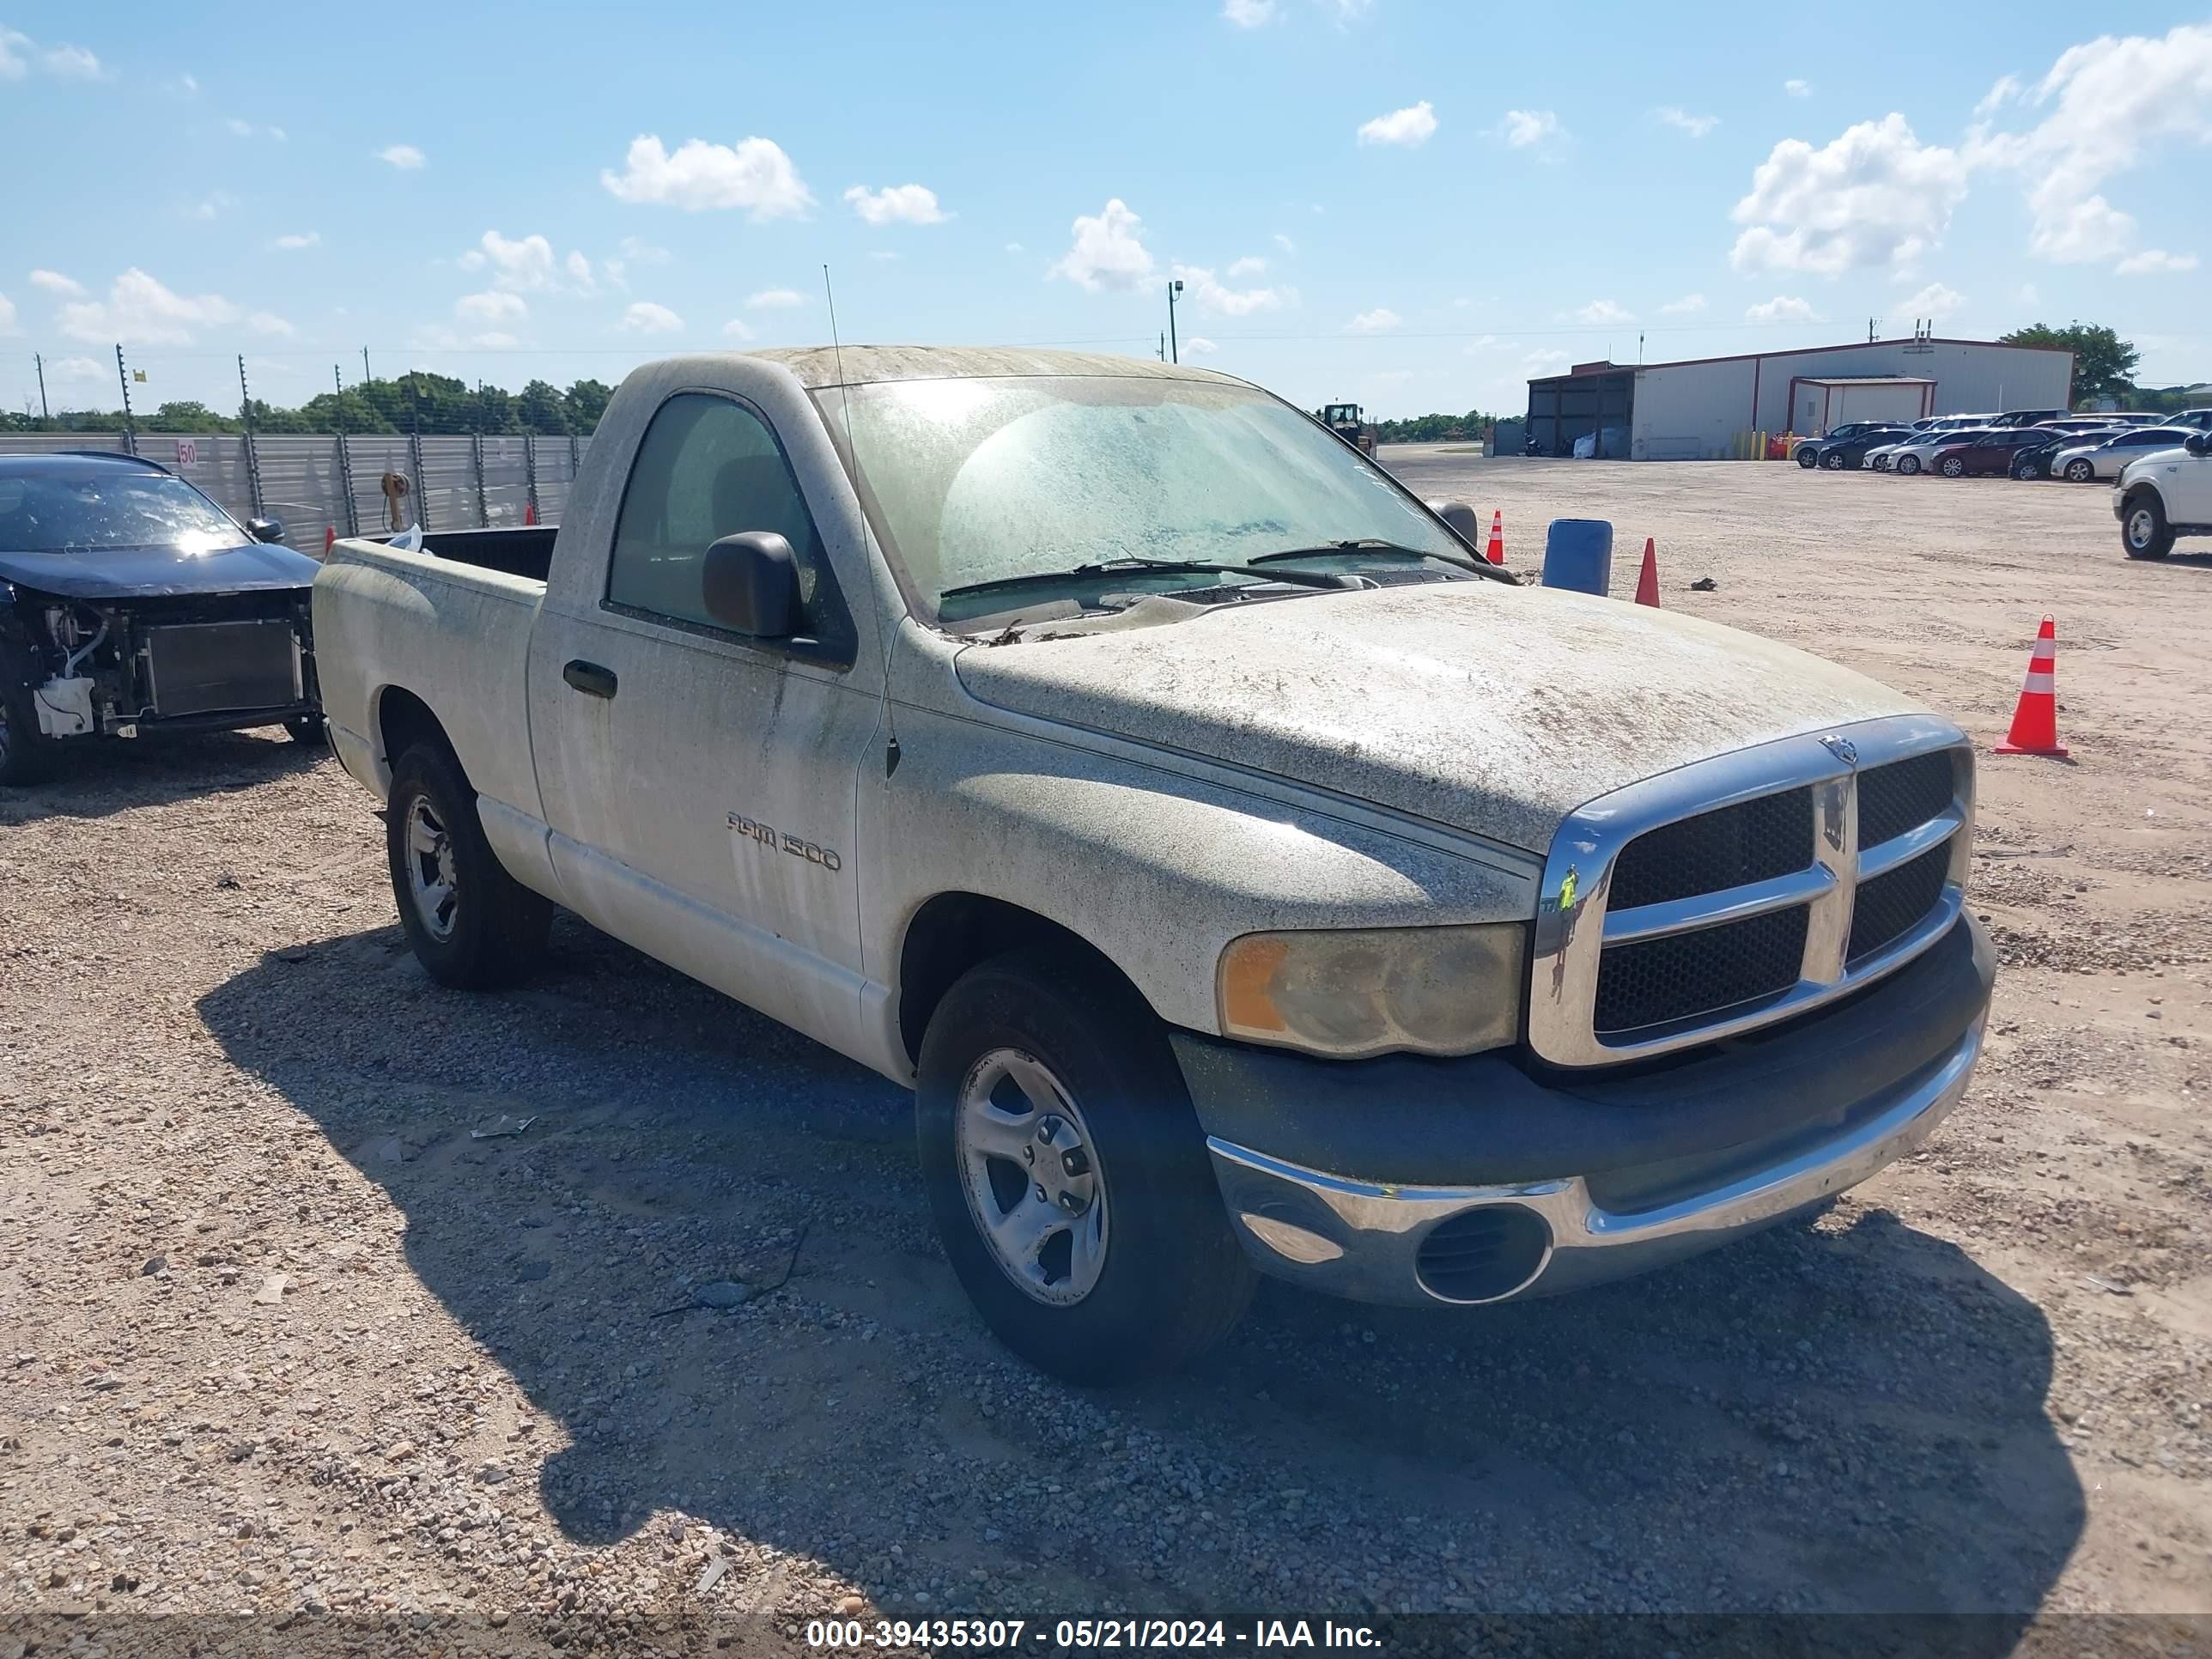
[1541, 519, 1614, 595]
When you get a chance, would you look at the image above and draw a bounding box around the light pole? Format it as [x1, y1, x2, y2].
[1166, 279, 1184, 365]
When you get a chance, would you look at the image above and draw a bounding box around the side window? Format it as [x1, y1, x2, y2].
[606, 392, 835, 636]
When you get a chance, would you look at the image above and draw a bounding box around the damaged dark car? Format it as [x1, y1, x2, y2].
[0, 451, 323, 786]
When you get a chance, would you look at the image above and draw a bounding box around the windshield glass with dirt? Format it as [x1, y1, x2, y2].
[0, 470, 242, 554]
[823, 375, 1469, 617]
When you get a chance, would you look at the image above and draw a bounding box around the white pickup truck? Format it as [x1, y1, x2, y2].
[314, 348, 1993, 1382]
[2115, 428, 2212, 560]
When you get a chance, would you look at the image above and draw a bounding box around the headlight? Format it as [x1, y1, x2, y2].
[1216, 923, 1527, 1060]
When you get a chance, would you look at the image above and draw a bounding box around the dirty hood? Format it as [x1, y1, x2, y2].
[0, 539, 320, 600]
[952, 581, 1924, 854]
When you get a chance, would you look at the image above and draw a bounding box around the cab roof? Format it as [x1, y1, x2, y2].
[738, 345, 1243, 392]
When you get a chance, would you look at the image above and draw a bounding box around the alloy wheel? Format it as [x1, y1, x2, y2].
[955, 1048, 1109, 1307]
[404, 794, 460, 941]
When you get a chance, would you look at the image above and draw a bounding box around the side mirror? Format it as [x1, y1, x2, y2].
[702, 532, 801, 637]
[1425, 499, 1484, 552]
[246, 516, 286, 544]
[2186, 433, 2211, 457]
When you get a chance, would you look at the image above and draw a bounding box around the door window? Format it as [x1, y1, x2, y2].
[606, 392, 846, 647]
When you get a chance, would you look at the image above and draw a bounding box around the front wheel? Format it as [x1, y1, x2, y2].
[1821, 450, 1846, 470]
[2014, 458, 2043, 480]
[1940, 456, 1966, 477]
[1897, 455, 1922, 476]
[2123, 494, 2175, 561]
[385, 743, 551, 988]
[0, 635, 58, 787]
[916, 948, 1256, 1384]
[1796, 446, 1819, 469]
[2064, 459, 2095, 483]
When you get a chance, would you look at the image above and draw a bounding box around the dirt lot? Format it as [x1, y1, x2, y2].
[2, 457, 2208, 1656]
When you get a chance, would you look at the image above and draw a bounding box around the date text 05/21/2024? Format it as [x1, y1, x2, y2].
[804, 1619, 1382, 1650]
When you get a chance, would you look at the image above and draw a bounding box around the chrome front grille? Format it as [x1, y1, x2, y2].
[1529, 715, 1973, 1066]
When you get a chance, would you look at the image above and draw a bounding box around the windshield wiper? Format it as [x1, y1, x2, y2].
[1248, 538, 1433, 563]
[940, 556, 1348, 601]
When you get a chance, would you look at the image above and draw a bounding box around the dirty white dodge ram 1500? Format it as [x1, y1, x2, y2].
[314, 349, 1992, 1382]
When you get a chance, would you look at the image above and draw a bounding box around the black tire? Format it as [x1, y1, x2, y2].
[2064, 459, 2094, 483]
[385, 742, 551, 988]
[916, 947, 1257, 1384]
[2013, 457, 2042, 480]
[1821, 450, 1846, 470]
[1940, 456, 1966, 477]
[0, 633, 58, 788]
[2122, 492, 2175, 561]
[1796, 446, 1818, 469]
[285, 714, 329, 747]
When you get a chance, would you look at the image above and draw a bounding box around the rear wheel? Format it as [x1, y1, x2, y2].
[1940, 456, 1966, 477]
[2064, 459, 2095, 483]
[1897, 454, 1922, 476]
[385, 743, 551, 987]
[2123, 493, 2175, 561]
[1821, 450, 1846, 470]
[0, 635, 58, 788]
[916, 947, 1256, 1384]
[2013, 455, 2043, 480]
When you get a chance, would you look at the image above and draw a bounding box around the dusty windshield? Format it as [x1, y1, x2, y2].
[0, 470, 242, 554]
[823, 374, 1468, 618]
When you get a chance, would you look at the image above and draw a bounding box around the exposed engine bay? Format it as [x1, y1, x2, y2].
[6, 585, 319, 740]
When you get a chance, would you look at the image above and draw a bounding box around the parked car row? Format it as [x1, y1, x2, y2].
[1794, 409, 2212, 483]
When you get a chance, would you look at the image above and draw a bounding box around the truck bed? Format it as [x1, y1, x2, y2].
[362, 526, 557, 583]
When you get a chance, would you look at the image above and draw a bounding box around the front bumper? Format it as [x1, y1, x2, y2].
[1176, 914, 1993, 1308]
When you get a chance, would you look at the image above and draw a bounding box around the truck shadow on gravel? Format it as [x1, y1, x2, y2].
[0, 726, 321, 824]
[199, 919, 2085, 1626]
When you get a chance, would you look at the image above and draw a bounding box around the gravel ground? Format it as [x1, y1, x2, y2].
[2, 457, 2207, 1656]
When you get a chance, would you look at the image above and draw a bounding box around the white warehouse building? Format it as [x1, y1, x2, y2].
[1523, 335, 2075, 461]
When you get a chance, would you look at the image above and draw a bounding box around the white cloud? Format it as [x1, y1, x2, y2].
[1173, 264, 1289, 318]
[28, 269, 83, 296]
[376, 143, 426, 170]
[1730, 114, 1967, 275]
[566, 250, 593, 289]
[1498, 109, 1559, 149]
[1975, 74, 2022, 118]
[0, 292, 14, 335]
[456, 230, 595, 295]
[246, 310, 295, 337]
[1745, 295, 1824, 324]
[601, 134, 812, 218]
[47, 356, 100, 379]
[1897, 281, 1963, 319]
[58, 269, 240, 344]
[619, 235, 672, 265]
[1358, 100, 1437, 148]
[1658, 293, 1705, 315]
[1004, 241, 1024, 254]
[618, 301, 684, 333]
[271, 232, 319, 251]
[722, 318, 757, 341]
[1182, 337, 1219, 356]
[1524, 349, 1571, 369]
[1571, 299, 1633, 325]
[1273, 232, 1297, 255]
[746, 287, 805, 309]
[1324, 0, 1375, 21]
[1050, 198, 1156, 291]
[1968, 24, 2212, 266]
[7, 31, 104, 81]
[1656, 107, 1718, 137]
[456, 290, 528, 322]
[1784, 79, 1812, 98]
[2114, 248, 2199, 275]
[173, 72, 198, 95]
[1223, 0, 1277, 25]
[843, 183, 948, 226]
[1347, 307, 1401, 332]
[186, 191, 238, 222]
[1226, 255, 1267, 278]
[1459, 335, 1500, 354]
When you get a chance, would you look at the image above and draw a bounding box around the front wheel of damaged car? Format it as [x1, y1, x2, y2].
[916, 948, 1256, 1384]
[0, 639, 58, 787]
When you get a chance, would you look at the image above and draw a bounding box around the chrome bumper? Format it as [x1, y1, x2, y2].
[1206, 1015, 1984, 1307]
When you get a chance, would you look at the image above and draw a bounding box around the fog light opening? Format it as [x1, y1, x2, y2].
[1414, 1205, 1553, 1304]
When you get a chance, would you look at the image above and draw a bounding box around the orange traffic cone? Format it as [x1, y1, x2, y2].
[525, 500, 538, 526]
[1992, 615, 2068, 758]
[1484, 510, 1504, 566]
[1633, 538, 1661, 607]
[324, 525, 335, 555]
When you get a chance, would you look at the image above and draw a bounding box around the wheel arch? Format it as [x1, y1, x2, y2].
[371, 684, 464, 794]
[895, 891, 1148, 1067]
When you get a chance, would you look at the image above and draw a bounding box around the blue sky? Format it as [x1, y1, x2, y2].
[3, 3, 2207, 420]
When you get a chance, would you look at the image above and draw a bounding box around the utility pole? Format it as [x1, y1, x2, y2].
[34, 352, 49, 424]
[1165, 278, 1184, 366]
[1158, 331, 1165, 362]
[237, 354, 266, 514]
[1869, 317, 1877, 343]
[362, 346, 373, 386]
[114, 343, 137, 456]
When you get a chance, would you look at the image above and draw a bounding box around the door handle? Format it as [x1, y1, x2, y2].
[563, 659, 618, 699]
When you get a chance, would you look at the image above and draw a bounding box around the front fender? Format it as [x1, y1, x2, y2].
[871, 706, 1541, 1035]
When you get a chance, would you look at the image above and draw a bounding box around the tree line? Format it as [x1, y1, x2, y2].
[3, 370, 617, 437]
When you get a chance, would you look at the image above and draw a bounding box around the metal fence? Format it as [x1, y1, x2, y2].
[0, 428, 593, 547]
